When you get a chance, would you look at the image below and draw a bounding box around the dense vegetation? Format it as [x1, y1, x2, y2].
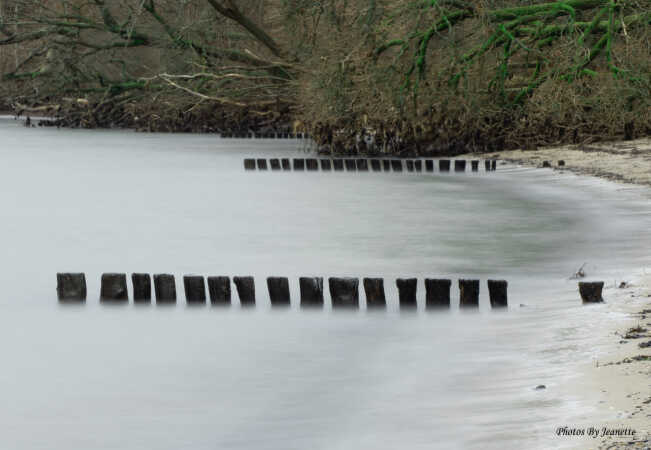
[1, 0, 649, 154]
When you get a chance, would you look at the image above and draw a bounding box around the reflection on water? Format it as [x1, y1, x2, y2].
[0, 118, 649, 449]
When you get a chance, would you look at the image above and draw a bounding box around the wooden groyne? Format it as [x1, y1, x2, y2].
[244, 158, 498, 173]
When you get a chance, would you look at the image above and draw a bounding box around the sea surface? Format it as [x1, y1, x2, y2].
[0, 117, 650, 449]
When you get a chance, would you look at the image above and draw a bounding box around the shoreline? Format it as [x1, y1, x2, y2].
[459, 140, 651, 449]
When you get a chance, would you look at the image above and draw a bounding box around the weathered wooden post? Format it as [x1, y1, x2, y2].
[484, 160, 491, 171]
[487, 280, 508, 308]
[100, 273, 128, 302]
[391, 160, 403, 171]
[579, 282, 604, 303]
[299, 277, 324, 307]
[184, 275, 206, 304]
[256, 159, 268, 170]
[424, 279, 451, 309]
[57, 273, 86, 302]
[406, 160, 414, 171]
[333, 159, 344, 171]
[320, 159, 332, 171]
[439, 160, 451, 171]
[281, 158, 291, 170]
[396, 278, 417, 309]
[345, 159, 357, 171]
[234, 276, 255, 306]
[132, 273, 151, 302]
[414, 160, 422, 171]
[425, 160, 434, 172]
[363, 278, 386, 308]
[293, 158, 305, 170]
[306, 159, 319, 171]
[370, 159, 381, 171]
[382, 160, 391, 171]
[329, 277, 359, 308]
[207, 276, 231, 305]
[270, 159, 281, 170]
[356, 159, 369, 171]
[244, 159, 256, 170]
[455, 160, 466, 172]
[491, 160, 497, 171]
[267, 277, 290, 306]
[459, 279, 479, 307]
[542, 160, 551, 168]
[471, 160, 479, 171]
[558, 160, 566, 167]
[154, 274, 176, 303]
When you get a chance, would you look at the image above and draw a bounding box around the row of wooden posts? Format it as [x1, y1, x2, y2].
[244, 158, 498, 172]
[222, 132, 308, 139]
[56, 273, 509, 308]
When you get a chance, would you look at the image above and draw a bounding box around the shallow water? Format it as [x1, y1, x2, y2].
[0, 118, 650, 449]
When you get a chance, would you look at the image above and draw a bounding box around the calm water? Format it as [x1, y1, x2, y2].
[0, 118, 650, 449]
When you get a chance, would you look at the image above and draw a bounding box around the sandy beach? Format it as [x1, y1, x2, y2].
[462, 140, 651, 449]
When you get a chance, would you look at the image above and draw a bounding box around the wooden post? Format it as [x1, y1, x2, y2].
[281, 158, 291, 170]
[293, 158, 305, 170]
[454, 160, 466, 172]
[370, 160, 381, 171]
[363, 278, 386, 308]
[425, 160, 434, 171]
[459, 279, 479, 308]
[234, 276, 255, 306]
[414, 160, 422, 171]
[425, 279, 451, 309]
[244, 159, 255, 170]
[439, 160, 451, 171]
[207, 276, 231, 305]
[300, 277, 324, 307]
[320, 159, 332, 171]
[256, 159, 268, 170]
[306, 159, 319, 171]
[270, 159, 281, 170]
[406, 160, 414, 171]
[56, 273, 86, 302]
[329, 277, 359, 308]
[382, 160, 391, 171]
[333, 159, 344, 171]
[579, 282, 604, 303]
[491, 160, 497, 171]
[396, 278, 417, 309]
[471, 160, 479, 172]
[391, 160, 403, 171]
[132, 273, 151, 303]
[487, 280, 508, 308]
[100, 273, 128, 302]
[267, 277, 290, 306]
[184, 275, 206, 304]
[356, 159, 369, 171]
[154, 274, 176, 304]
[484, 160, 491, 171]
[345, 159, 357, 171]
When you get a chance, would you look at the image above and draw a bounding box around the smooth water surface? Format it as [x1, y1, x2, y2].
[0, 118, 650, 449]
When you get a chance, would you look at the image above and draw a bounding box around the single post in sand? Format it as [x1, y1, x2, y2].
[487, 280, 508, 308]
[579, 282, 604, 303]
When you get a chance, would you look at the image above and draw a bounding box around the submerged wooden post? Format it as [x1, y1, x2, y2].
[270, 159, 281, 170]
[396, 278, 417, 309]
[406, 160, 414, 171]
[425, 279, 451, 309]
[320, 159, 332, 171]
[100, 273, 128, 302]
[391, 160, 403, 171]
[363, 278, 386, 308]
[414, 160, 422, 171]
[370, 159, 381, 171]
[487, 280, 508, 308]
[459, 279, 479, 307]
[234, 276, 255, 306]
[306, 158, 319, 171]
[154, 274, 176, 303]
[345, 159, 357, 171]
[281, 158, 291, 170]
[244, 159, 256, 170]
[299, 277, 324, 307]
[425, 160, 434, 172]
[471, 160, 479, 171]
[333, 159, 344, 171]
[439, 160, 451, 171]
[57, 273, 86, 302]
[491, 160, 497, 171]
[455, 160, 466, 172]
[382, 160, 391, 171]
[184, 275, 206, 304]
[132, 273, 151, 302]
[484, 160, 491, 171]
[293, 158, 305, 170]
[356, 159, 369, 171]
[579, 282, 604, 303]
[267, 277, 290, 306]
[329, 277, 359, 308]
[256, 159, 268, 170]
[207, 276, 231, 305]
